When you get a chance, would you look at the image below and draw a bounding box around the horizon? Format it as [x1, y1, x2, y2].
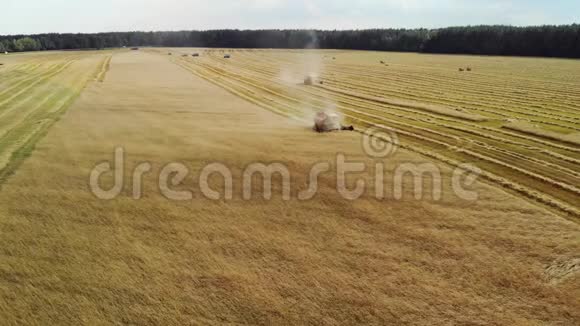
[2, 0, 579, 36]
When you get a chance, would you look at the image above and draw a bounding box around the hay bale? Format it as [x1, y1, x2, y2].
[466, 67, 472, 71]
[459, 68, 465, 72]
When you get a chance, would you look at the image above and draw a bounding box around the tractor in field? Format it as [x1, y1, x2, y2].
[305, 75, 324, 86]
[314, 112, 354, 132]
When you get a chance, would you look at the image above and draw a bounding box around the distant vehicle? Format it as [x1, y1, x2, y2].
[313, 111, 354, 132]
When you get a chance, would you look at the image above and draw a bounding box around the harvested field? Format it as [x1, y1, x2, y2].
[169, 48, 580, 219]
[504, 121, 580, 146]
[0, 50, 111, 182]
[0, 49, 578, 324]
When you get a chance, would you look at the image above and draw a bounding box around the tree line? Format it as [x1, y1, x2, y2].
[1, 25, 579, 58]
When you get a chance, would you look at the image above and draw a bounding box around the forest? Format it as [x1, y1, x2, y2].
[1, 25, 579, 58]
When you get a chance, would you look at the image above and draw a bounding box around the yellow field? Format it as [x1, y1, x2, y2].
[0, 50, 112, 182]
[167, 48, 580, 219]
[0, 49, 578, 324]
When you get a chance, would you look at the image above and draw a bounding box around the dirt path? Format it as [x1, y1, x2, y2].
[0, 51, 578, 325]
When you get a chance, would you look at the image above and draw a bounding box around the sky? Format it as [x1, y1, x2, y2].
[1, 0, 579, 35]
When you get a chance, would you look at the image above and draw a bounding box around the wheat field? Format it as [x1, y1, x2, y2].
[0, 49, 578, 324]
[167, 48, 580, 220]
[0, 51, 112, 182]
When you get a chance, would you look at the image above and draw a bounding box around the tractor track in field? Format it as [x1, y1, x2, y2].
[95, 55, 112, 82]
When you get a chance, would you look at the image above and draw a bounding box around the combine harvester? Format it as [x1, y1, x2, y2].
[314, 112, 354, 132]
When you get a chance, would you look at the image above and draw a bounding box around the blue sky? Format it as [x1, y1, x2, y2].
[1, 0, 579, 35]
